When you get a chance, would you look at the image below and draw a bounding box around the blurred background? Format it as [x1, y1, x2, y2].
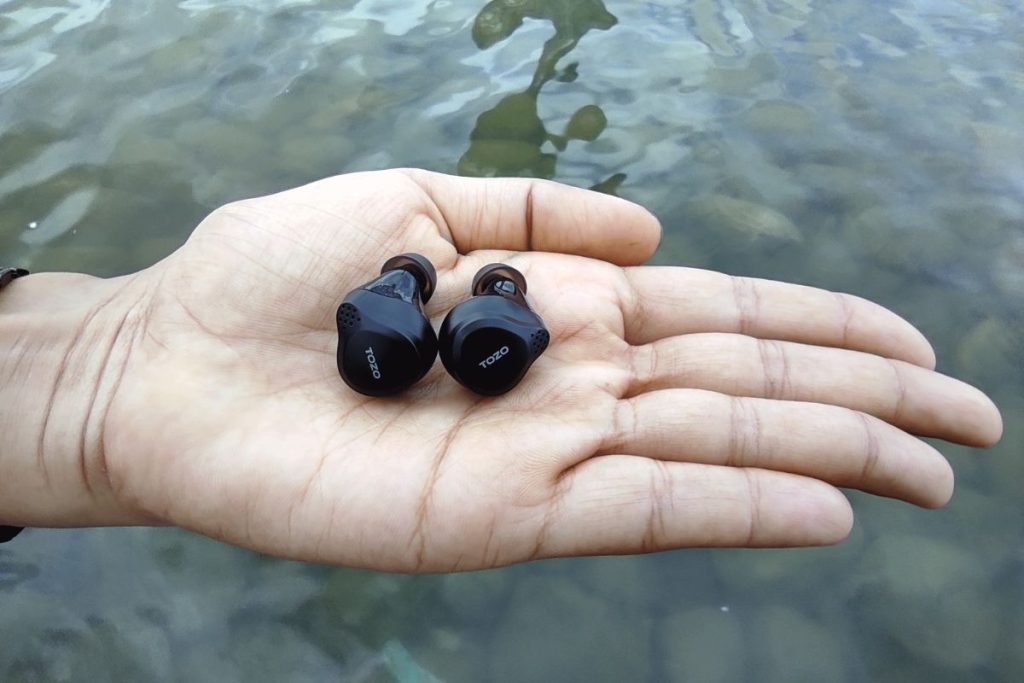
[1, 0, 1022, 680]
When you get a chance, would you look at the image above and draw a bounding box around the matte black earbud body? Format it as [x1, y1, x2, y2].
[439, 264, 549, 396]
[336, 254, 438, 396]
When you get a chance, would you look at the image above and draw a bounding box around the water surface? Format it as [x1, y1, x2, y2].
[1, 0, 1022, 680]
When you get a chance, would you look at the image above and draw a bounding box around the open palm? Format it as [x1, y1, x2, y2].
[101, 169, 1002, 571]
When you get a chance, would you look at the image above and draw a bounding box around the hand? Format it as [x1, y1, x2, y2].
[0, 170, 1002, 571]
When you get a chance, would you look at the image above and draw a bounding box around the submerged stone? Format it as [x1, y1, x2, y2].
[795, 162, 878, 214]
[751, 605, 845, 682]
[180, 622, 342, 682]
[412, 630, 487, 682]
[687, 194, 803, 242]
[441, 568, 512, 623]
[990, 403, 1024, 499]
[845, 204, 958, 274]
[658, 606, 744, 682]
[575, 556, 654, 608]
[713, 535, 864, 594]
[956, 317, 1020, 389]
[740, 100, 814, 135]
[970, 121, 1024, 169]
[278, 134, 355, 176]
[488, 576, 650, 682]
[707, 53, 778, 96]
[992, 235, 1024, 307]
[850, 534, 998, 670]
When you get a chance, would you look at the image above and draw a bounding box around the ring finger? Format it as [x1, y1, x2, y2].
[600, 388, 954, 507]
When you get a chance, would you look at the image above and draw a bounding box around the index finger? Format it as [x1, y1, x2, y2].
[624, 267, 937, 368]
[403, 169, 662, 266]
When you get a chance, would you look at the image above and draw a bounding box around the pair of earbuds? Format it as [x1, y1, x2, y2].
[336, 253, 549, 397]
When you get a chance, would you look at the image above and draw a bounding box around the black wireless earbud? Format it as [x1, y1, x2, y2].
[439, 263, 549, 396]
[336, 253, 438, 396]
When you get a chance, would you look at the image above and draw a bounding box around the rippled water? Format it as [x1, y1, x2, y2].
[2, 0, 1022, 680]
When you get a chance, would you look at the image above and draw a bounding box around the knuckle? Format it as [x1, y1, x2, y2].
[755, 338, 792, 400]
[628, 343, 659, 393]
[731, 276, 762, 335]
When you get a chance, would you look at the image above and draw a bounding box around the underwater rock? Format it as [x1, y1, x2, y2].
[845, 204, 958, 275]
[945, 485, 1024, 567]
[795, 162, 878, 214]
[856, 534, 980, 596]
[707, 53, 778, 96]
[489, 576, 650, 682]
[174, 119, 272, 169]
[278, 134, 355, 176]
[713, 152, 809, 213]
[0, 591, 173, 682]
[686, 194, 803, 242]
[146, 35, 212, 75]
[955, 317, 1020, 390]
[992, 234, 1024, 306]
[575, 556, 655, 608]
[109, 130, 182, 168]
[658, 606, 744, 682]
[690, 0, 748, 57]
[310, 570, 438, 650]
[305, 91, 367, 132]
[413, 629, 488, 682]
[990, 403, 1024, 499]
[441, 568, 513, 623]
[712, 530, 864, 595]
[381, 639, 449, 683]
[993, 579, 1024, 680]
[177, 622, 342, 682]
[740, 99, 814, 135]
[751, 605, 845, 682]
[969, 121, 1024, 170]
[850, 534, 997, 671]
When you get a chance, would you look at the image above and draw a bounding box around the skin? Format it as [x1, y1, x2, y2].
[0, 169, 1003, 571]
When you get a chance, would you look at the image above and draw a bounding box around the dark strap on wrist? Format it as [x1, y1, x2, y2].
[0, 267, 29, 544]
[0, 267, 29, 289]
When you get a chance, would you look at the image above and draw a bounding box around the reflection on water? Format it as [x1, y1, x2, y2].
[1, 0, 1023, 681]
[459, 0, 622, 191]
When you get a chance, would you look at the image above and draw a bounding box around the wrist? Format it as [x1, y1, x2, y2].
[0, 271, 156, 528]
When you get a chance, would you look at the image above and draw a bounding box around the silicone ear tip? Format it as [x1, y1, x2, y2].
[382, 253, 437, 302]
[472, 263, 527, 296]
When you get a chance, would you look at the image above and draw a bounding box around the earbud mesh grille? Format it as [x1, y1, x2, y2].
[530, 329, 550, 356]
[338, 303, 361, 329]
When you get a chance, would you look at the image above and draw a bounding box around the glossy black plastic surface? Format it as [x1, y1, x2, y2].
[440, 264, 548, 396]
[336, 254, 438, 396]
